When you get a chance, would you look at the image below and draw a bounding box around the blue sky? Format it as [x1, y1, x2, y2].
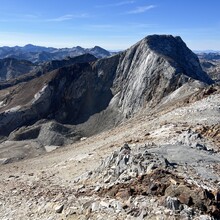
[0, 0, 220, 50]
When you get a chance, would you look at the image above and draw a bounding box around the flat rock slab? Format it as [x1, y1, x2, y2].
[148, 144, 220, 165]
[148, 144, 220, 181]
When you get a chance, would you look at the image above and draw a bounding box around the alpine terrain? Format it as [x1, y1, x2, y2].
[0, 35, 219, 220]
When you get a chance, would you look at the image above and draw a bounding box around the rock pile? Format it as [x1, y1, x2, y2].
[92, 144, 167, 184]
[1, 142, 220, 219]
[75, 144, 220, 219]
[177, 128, 209, 151]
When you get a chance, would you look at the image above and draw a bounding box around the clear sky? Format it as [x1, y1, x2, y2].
[0, 0, 220, 50]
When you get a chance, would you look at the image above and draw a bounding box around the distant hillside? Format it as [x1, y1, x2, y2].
[0, 53, 97, 85]
[196, 52, 220, 60]
[195, 52, 220, 83]
[0, 58, 37, 81]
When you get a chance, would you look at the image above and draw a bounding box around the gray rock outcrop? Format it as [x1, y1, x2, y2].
[112, 35, 213, 116]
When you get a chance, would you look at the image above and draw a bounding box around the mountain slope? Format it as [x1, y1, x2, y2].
[111, 35, 213, 116]
[0, 35, 213, 141]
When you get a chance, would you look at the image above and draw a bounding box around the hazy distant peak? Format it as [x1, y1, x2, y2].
[0, 44, 113, 62]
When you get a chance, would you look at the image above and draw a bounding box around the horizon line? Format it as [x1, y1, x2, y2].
[0, 43, 220, 52]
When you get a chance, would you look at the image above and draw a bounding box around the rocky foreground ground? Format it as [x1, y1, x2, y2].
[0, 87, 219, 220]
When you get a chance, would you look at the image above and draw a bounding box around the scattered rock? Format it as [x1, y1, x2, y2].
[94, 186, 101, 192]
[180, 205, 194, 219]
[91, 144, 167, 184]
[0, 158, 11, 165]
[99, 201, 109, 208]
[165, 196, 180, 211]
[0, 35, 219, 220]
[44, 145, 60, 152]
[91, 202, 100, 212]
[177, 128, 210, 151]
[55, 204, 64, 213]
[146, 162, 157, 174]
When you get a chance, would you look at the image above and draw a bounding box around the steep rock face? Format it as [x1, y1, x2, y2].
[0, 35, 213, 139]
[112, 35, 213, 116]
[146, 35, 213, 83]
[46, 57, 118, 124]
[0, 72, 56, 136]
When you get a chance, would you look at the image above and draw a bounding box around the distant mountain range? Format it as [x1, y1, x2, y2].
[196, 52, 220, 61]
[0, 44, 114, 63]
[194, 50, 220, 53]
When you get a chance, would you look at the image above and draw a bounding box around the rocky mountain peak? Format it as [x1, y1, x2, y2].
[111, 34, 213, 117]
[92, 46, 107, 51]
[131, 35, 213, 84]
[88, 46, 111, 58]
[0, 34, 214, 140]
